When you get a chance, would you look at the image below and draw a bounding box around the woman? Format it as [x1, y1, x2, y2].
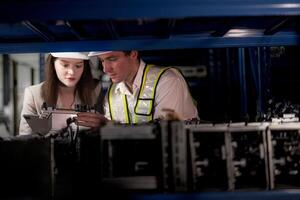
[19, 52, 101, 135]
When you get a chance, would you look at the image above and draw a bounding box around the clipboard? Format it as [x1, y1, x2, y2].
[23, 114, 51, 134]
[23, 110, 78, 135]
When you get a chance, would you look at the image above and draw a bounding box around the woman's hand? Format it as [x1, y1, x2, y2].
[75, 112, 108, 129]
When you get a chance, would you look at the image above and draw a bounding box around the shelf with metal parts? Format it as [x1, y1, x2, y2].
[97, 121, 300, 199]
[2, 120, 300, 199]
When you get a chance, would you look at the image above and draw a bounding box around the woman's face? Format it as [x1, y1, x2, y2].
[54, 58, 85, 88]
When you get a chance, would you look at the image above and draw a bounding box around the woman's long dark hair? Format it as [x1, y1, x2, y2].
[41, 54, 98, 106]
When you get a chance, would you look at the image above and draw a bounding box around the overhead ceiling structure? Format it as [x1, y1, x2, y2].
[0, 0, 300, 53]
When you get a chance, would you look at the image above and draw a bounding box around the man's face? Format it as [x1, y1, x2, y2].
[98, 51, 136, 83]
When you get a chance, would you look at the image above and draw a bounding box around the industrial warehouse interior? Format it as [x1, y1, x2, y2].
[1, 0, 300, 199]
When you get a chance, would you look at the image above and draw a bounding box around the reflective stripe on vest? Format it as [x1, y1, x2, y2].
[108, 64, 169, 123]
[108, 84, 130, 123]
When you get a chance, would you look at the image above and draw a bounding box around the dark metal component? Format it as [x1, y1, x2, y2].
[264, 18, 291, 35]
[22, 20, 56, 41]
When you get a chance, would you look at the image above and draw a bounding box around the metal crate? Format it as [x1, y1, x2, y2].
[187, 124, 229, 191]
[268, 122, 300, 190]
[99, 123, 163, 191]
[228, 123, 269, 191]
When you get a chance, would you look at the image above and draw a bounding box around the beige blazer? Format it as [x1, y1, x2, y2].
[19, 82, 101, 135]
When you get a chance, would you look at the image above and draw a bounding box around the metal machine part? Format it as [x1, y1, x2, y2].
[99, 123, 163, 191]
[0, 135, 53, 199]
[160, 121, 188, 192]
[188, 124, 229, 191]
[228, 123, 269, 191]
[187, 122, 270, 191]
[268, 123, 300, 189]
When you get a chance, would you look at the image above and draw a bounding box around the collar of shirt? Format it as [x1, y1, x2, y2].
[115, 60, 146, 96]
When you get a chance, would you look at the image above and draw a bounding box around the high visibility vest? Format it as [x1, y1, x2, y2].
[108, 64, 170, 123]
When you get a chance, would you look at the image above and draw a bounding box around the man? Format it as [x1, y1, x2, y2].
[76, 50, 198, 127]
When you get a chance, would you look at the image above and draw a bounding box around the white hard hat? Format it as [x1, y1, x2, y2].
[50, 52, 89, 60]
[88, 51, 112, 57]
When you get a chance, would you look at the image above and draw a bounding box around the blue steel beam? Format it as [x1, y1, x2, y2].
[211, 19, 235, 37]
[0, 32, 299, 53]
[249, 47, 263, 115]
[0, 0, 300, 21]
[238, 48, 247, 119]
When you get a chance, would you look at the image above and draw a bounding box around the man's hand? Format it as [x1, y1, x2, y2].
[160, 108, 182, 120]
[75, 112, 108, 129]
